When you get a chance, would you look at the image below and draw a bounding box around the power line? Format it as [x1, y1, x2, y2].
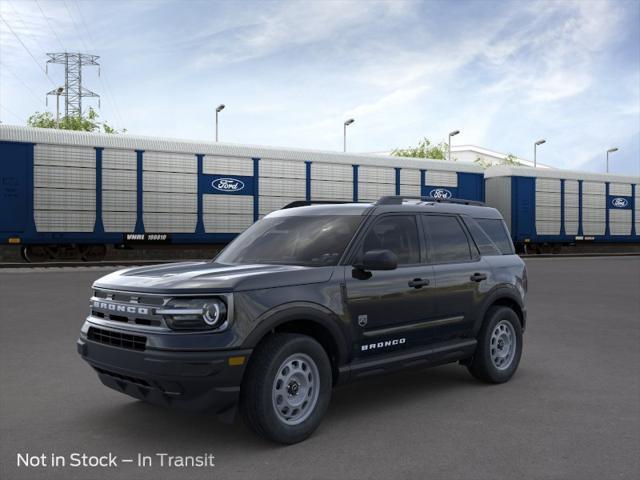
[0, 14, 56, 87]
[6, 0, 49, 56]
[0, 60, 44, 105]
[0, 104, 25, 123]
[62, 0, 90, 52]
[34, 0, 67, 52]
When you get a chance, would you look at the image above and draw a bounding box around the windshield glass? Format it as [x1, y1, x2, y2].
[215, 215, 363, 266]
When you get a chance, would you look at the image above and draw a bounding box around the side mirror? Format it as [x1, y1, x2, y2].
[354, 249, 398, 271]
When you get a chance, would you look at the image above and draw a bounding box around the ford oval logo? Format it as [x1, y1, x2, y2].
[611, 197, 629, 208]
[429, 188, 453, 199]
[212, 178, 245, 192]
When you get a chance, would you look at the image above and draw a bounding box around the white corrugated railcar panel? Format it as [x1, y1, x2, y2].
[203, 195, 253, 215]
[34, 144, 95, 168]
[259, 159, 306, 179]
[203, 156, 253, 176]
[34, 165, 95, 190]
[564, 206, 579, 223]
[260, 177, 305, 197]
[102, 190, 136, 212]
[34, 210, 95, 232]
[565, 222, 579, 235]
[399, 184, 421, 196]
[564, 180, 579, 193]
[535, 178, 561, 193]
[582, 222, 605, 235]
[400, 168, 420, 186]
[609, 183, 632, 196]
[311, 163, 353, 181]
[103, 169, 136, 191]
[564, 191, 579, 208]
[103, 211, 136, 232]
[358, 182, 396, 202]
[582, 194, 605, 209]
[582, 208, 606, 222]
[34, 188, 95, 211]
[609, 210, 632, 235]
[144, 151, 196, 173]
[535, 205, 561, 221]
[358, 166, 395, 184]
[311, 180, 352, 200]
[535, 191, 561, 207]
[204, 214, 254, 233]
[536, 220, 560, 235]
[425, 170, 457, 187]
[144, 192, 197, 213]
[582, 181, 605, 195]
[143, 213, 197, 232]
[143, 171, 197, 193]
[102, 149, 136, 170]
[260, 196, 292, 215]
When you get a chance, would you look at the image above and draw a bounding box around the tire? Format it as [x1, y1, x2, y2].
[467, 306, 523, 384]
[240, 333, 332, 444]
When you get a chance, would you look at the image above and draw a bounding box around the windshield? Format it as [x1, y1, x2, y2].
[215, 215, 363, 266]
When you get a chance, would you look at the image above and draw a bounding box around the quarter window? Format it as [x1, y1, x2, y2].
[360, 216, 420, 265]
[476, 218, 514, 254]
[423, 215, 472, 263]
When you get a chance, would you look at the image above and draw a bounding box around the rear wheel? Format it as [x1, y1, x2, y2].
[240, 333, 332, 444]
[467, 306, 522, 383]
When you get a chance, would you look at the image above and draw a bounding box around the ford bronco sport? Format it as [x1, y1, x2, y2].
[78, 196, 527, 444]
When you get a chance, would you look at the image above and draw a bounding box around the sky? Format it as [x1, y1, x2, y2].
[0, 0, 639, 175]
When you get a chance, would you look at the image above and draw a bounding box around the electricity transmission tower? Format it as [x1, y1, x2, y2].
[46, 53, 100, 117]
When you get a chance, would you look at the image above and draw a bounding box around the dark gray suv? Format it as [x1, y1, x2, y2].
[78, 196, 527, 444]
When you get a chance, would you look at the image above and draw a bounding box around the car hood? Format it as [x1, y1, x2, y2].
[93, 261, 335, 294]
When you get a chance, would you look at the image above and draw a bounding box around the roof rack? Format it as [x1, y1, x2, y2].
[281, 200, 354, 209]
[376, 196, 485, 206]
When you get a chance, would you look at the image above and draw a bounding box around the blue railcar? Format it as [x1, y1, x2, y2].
[0, 125, 485, 261]
[484, 166, 639, 252]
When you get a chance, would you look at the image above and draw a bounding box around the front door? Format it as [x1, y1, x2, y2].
[344, 214, 437, 358]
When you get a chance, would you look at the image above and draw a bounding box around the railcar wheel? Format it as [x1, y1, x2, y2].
[79, 244, 107, 262]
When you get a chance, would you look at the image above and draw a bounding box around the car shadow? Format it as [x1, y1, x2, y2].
[78, 363, 491, 450]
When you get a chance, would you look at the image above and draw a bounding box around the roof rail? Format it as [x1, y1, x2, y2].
[281, 200, 354, 209]
[376, 196, 485, 206]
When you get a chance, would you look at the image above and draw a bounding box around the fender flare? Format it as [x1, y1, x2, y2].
[243, 302, 350, 366]
[474, 285, 526, 334]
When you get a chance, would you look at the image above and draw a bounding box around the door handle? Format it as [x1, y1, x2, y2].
[408, 278, 430, 288]
[470, 272, 487, 282]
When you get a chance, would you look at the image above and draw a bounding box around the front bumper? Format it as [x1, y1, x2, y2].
[77, 329, 251, 416]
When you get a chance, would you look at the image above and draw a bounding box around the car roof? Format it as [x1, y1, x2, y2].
[266, 201, 504, 220]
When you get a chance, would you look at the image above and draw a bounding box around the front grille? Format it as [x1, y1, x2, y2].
[87, 326, 146, 351]
[90, 288, 167, 329]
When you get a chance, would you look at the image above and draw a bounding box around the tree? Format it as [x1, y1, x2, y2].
[474, 152, 523, 169]
[391, 137, 450, 160]
[27, 107, 125, 134]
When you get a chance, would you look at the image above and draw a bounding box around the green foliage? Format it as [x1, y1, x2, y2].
[391, 137, 450, 160]
[27, 107, 125, 134]
[474, 152, 523, 169]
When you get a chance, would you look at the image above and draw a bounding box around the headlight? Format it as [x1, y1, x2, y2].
[157, 298, 228, 331]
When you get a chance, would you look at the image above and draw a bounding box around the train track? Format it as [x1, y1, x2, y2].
[1, 252, 639, 269]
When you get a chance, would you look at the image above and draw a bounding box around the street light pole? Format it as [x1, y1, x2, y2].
[215, 104, 225, 142]
[606, 147, 618, 173]
[343, 118, 354, 152]
[534, 139, 546, 168]
[448, 130, 460, 162]
[55, 87, 64, 128]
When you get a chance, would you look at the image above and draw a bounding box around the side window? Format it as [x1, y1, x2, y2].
[361, 215, 420, 265]
[476, 218, 515, 254]
[423, 215, 472, 263]
[463, 217, 501, 256]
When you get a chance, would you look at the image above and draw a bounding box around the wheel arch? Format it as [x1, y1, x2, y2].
[475, 287, 526, 334]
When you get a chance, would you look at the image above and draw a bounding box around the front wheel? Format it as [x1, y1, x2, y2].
[467, 306, 523, 383]
[240, 333, 332, 444]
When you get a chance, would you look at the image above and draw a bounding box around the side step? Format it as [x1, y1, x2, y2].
[337, 338, 477, 384]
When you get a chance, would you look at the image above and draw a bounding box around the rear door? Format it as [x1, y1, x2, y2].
[422, 214, 492, 340]
[0, 142, 29, 233]
[343, 214, 437, 358]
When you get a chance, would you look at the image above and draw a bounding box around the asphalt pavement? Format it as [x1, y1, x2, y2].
[0, 257, 639, 480]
